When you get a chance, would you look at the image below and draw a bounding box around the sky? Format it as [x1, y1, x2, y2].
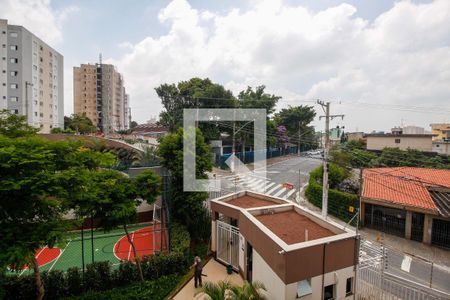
[1, 0, 449, 132]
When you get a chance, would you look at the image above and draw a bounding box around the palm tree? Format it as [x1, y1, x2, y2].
[195, 281, 230, 300]
[229, 281, 267, 300]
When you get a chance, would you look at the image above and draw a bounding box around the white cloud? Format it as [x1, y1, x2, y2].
[0, 0, 78, 46]
[112, 0, 450, 131]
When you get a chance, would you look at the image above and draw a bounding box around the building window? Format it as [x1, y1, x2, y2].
[2, 31, 5, 34]
[10, 84, 18, 89]
[12, 109, 19, 114]
[324, 284, 334, 300]
[10, 45, 18, 50]
[39, 101, 43, 106]
[39, 57, 43, 62]
[10, 71, 18, 77]
[39, 46, 43, 51]
[39, 113, 43, 117]
[10, 32, 18, 38]
[2, 83, 5, 86]
[2, 44, 5, 48]
[40, 68, 43, 74]
[297, 279, 312, 298]
[395, 138, 401, 144]
[34, 112, 37, 117]
[2, 57, 5, 60]
[10, 96, 18, 102]
[436, 144, 440, 148]
[346, 277, 353, 296]
[10, 58, 18, 63]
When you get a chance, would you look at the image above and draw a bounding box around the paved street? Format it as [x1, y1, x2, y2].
[215, 155, 321, 200]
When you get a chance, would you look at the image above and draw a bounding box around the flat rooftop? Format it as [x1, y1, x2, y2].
[255, 210, 335, 244]
[225, 195, 281, 209]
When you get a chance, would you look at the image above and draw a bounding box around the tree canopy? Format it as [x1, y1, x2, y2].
[158, 128, 212, 240]
[64, 113, 96, 134]
[0, 110, 38, 138]
[274, 105, 317, 151]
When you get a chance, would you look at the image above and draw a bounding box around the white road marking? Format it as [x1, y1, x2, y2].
[285, 189, 296, 198]
[401, 255, 412, 273]
[267, 184, 283, 195]
[274, 187, 287, 197]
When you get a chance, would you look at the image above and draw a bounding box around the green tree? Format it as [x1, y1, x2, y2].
[158, 128, 212, 240]
[274, 105, 317, 151]
[130, 121, 138, 129]
[65, 113, 96, 134]
[0, 136, 115, 300]
[232, 86, 280, 159]
[0, 109, 38, 137]
[72, 169, 161, 282]
[156, 78, 236, 138]
[133, 145, 159, 167]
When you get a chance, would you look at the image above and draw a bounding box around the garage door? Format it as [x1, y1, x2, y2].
[432, 219, 450, 249]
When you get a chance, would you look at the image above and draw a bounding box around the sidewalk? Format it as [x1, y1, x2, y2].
[172, 259, 244, 300]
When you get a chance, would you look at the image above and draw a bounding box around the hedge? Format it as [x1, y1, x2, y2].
[65, 274, 181, 300]
[170, 223, 191, 254]
[1, 252, 189, 300]
[305, 171, 359, 224]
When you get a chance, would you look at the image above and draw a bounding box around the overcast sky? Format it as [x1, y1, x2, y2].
[1, 0, 449, 132]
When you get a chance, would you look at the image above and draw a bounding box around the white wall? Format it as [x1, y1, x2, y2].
[252, 249, 286, 299]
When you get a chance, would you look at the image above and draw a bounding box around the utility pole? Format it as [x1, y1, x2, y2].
[297, 121, 301, 156]
[317, 100, 344, 219]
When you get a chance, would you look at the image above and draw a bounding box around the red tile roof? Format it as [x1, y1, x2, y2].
[362, 167, 450, 211]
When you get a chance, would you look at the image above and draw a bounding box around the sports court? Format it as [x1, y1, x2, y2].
[14, 222, 164, 276]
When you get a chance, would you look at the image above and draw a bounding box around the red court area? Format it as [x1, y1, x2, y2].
[114, 226, 161, 261]
[19, 248, 61, 270]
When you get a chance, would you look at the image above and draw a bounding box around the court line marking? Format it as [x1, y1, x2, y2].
[49, 240, 71, 271]
[19, 247, 47, 276]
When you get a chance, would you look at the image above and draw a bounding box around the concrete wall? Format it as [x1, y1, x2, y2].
[0, 20, 7, 110]
[366, 135, 432, 151]
[432, 142, 450, 155]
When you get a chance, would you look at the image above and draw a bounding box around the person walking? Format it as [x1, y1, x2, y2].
[194, 254, 203, 288]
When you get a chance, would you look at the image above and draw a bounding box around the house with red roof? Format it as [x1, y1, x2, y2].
[361, 167, 450, 249]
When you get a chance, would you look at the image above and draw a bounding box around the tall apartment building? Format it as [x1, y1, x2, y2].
[0, 19, 64, 133]
[74, 63, 130, 134]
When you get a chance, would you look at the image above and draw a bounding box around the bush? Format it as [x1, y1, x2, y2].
[1, 254, 188, 299]
[83, 261, 112, 291]
[66, 267, 83, 295]
[170, 223, 190, 254]
[141, 252, 188, 280]
[309, 164, 350, 189]
[112, 260, 137, 286]
[42, 270, 66, 299]
[66, 274, 181, 300]
[2, 274, 35, 300]
[305, 172, 359, 224]
[50, 127, 64, 134]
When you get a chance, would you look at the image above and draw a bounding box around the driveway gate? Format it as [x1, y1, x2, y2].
[216, 220, 239, 270]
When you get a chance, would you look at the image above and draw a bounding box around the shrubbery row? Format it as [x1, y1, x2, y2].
[1, 252, 188, 300]
[305, 166, 359, 224]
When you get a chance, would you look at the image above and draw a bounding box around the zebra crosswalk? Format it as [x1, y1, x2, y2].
[220, 173, 298, 200]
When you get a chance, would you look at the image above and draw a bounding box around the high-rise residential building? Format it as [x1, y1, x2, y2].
[0, 19, 64, 133]
[73, 63, 130, 134]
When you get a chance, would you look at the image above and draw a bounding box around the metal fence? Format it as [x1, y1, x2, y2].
[217, 146, 299, 168]
[357, 239, 450, 300]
